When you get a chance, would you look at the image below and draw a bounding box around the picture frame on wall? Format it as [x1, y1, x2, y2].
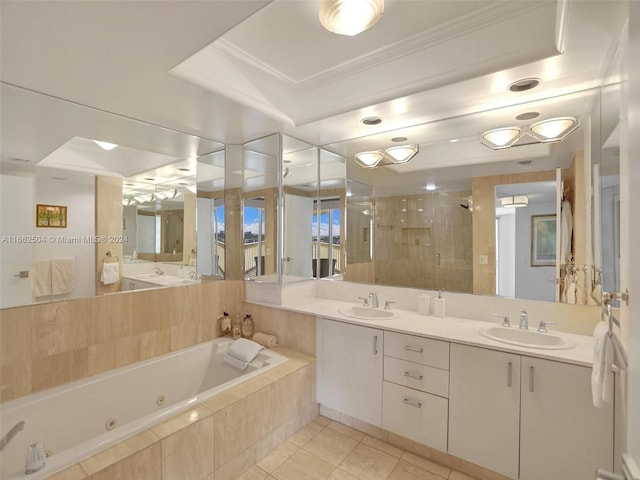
[36, 204, 67, 228]
[531, 214, 556, 266]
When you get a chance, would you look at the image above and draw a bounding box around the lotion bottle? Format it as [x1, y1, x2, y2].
[434, 290, 446, 318]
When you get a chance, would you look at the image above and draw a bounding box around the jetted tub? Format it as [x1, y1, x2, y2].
[0, 338, 287, 479]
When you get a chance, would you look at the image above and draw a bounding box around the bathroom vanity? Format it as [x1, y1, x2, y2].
[312, 306, 613, 480]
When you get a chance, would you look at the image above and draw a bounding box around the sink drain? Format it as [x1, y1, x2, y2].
[156, 394, 166, 406]
[105, 418, 117, 431]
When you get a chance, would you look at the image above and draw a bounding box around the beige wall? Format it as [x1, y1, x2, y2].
[183, 189, 197, 265]
[95, 176, 123, 296]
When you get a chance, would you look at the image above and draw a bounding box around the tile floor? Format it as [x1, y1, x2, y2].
[234, 416, 477, 480]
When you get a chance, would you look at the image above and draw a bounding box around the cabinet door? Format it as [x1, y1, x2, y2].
[449, 344, 521, 479]
[520, 357, 613, 480]
[317, 319, 383, 426]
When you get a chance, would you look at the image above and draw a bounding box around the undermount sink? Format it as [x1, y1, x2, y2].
[337, 305, 398, 321]
[134, 273, 198, 287]
[479, 326, 575, 350]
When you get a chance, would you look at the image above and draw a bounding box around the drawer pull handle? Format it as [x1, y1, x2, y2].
[529, 366, 534, 392]
[404, 345, 424, 353]
[373, 336, 378, 355]
[404, 371, 424, 381]
[507, 361, 512, 387]
[403, 398, 422, 408]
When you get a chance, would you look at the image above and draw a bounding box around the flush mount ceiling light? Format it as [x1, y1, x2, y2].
[528, 117, 578, 143]
[93, 140, 118, 151]
[319, 0, 384, 36]
[354, 144, 419, 169]
[500, 195, 529, 208]
[354, 151, 384, 168]
[480, 127, 523, 150]
[383, 144, 419, 164]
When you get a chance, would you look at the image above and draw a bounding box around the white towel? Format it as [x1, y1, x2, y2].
[32, 259, 52, 298]
[253, 332, 278, 349]
[560, 200, 573, 265]
[51, 257, 75, 295]
[566, 281, 576, 304]
[592, 321, 610, 408]
[100, 262, 120, 285]
[223, 338, 263, 371]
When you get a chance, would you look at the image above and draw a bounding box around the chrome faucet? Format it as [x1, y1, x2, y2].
[493, 314, 510, 327]
[368, 292, 379, 308]
[25, 441, 47, 474]
[519, 308, 528, 330]
[537, 321, 558, 333]
[0, 420, 25, 453]
[153, 266, 164, 276]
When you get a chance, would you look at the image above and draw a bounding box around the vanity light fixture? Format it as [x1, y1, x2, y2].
[354, 144, 419, 168]
[480, 127, 523, 150]
[481, 117, 579, 150]
[528, 117, 578, 143]
[384, 144, 419, 164]
[500, 195, 529, 208]
[354, 150, 384, 168]
[319, 0, 384, 36]
[93, 140, 118, 151]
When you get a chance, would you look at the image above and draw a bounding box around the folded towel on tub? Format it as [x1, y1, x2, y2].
[223, 338, 263, 371]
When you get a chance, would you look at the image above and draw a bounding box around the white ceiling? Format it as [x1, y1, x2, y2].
[0, 0, 629, 183]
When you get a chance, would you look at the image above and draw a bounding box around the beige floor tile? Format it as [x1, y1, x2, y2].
[235, 466, 269, 480]
[401, 452, 451, 478]
[450, 471, 480, 480]
[325, 422, 365, 442]
[328, 468, 362, 480]
[389, 461, 444, 480]
[314, 416, 332, 426]
[362, 436, 404, 458]
[288, 420, 325, 447]
[272, 449, 335, 480]
[256, 441, 299, 474]
[302, 427, 359, 466]
[339, 443, 399, 480]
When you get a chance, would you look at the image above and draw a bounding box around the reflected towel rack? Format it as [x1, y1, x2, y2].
[104, 251, 120, 262]
[602, 291, 622, 335]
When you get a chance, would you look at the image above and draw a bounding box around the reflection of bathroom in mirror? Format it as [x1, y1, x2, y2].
[0, 83, 223, 308]
[325, 87, 613, 305]
[495, 181, 558, 302]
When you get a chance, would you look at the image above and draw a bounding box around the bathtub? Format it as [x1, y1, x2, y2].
[0, 337, 288, 479]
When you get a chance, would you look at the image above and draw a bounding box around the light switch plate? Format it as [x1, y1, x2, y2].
[479, 255, 489, 265]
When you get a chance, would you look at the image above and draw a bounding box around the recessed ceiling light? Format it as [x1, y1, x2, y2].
[449, 138, 460, 143]
[125, 183, 134, 186]
[508, 78, 540, 92]
[179, 182, 188, 185]
[391, 136, 408, 142]
[144, 177, 155, 181]
[518, 160, 533, 165]
[516, 111, 540, 121]
[425, 183, 436, 191]
[51, 176, 67, 181]
[178, 168, 191, 172]
[361, 116, 382, 125]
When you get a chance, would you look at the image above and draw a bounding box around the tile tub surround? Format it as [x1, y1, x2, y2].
[0, 280, 245, 403]
[39, 349, 317, 480]
[235, 414, 502, 480]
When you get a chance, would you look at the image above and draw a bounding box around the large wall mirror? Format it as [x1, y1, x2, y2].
[0, 83, 223, 308]
[322, 86, 619, 306]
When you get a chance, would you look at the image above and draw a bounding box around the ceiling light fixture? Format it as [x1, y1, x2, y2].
[319, 0, 384, 36]
[528, 117, 578, 143]
[480, 127, 523, 150]
[481, 117, 579, 150]
[93, 140, 118, 151]
[384, 144, 419, 164]
[354, 151, 384, 168]
[500, 195, 529, 208]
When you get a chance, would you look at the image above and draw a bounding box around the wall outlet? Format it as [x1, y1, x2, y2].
[479, 254, 489, 265]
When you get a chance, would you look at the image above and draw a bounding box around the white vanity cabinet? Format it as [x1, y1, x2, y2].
[382, 332, 449, 451]
[316, 318, 383, 427]
[519, 356, 613, 480]
[121, 278, 162, 291]
[449, 344, 521, 478]
[449, 344, 613, 480]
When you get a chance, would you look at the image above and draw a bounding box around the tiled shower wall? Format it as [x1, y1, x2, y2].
[373, 191, 473, 292]
[0, 280, 248, 403]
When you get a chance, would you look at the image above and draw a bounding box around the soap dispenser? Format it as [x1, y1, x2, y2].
[242, 314, 255, 338]
[434, 290, 446, 318]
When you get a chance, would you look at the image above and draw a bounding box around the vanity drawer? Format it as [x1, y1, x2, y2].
[384, 331, 449, 369]
[382, 381, 448, 452]
[384, 356, 449, 397]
